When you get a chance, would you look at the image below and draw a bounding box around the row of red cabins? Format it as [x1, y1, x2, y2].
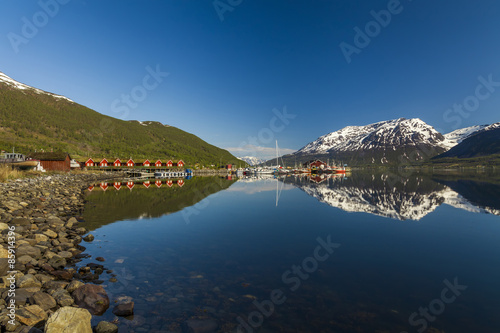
[84, 158, 185, 168]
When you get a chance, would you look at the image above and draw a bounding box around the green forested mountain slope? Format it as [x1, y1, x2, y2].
[0, 82, 241, 165]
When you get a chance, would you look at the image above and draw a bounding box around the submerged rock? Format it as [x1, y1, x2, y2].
[72, 284, 110, 315]
[185, 319, 218, 333]
[95, 321, 119, 333]
[112, 301, 134, 316]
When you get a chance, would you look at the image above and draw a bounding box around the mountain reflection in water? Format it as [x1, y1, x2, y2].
[278, 171, 500, 220]
[78, 172, 500, 332]
[83, 176, 237, 230]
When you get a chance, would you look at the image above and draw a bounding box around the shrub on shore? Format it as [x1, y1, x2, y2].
[0, 164, 22, 182]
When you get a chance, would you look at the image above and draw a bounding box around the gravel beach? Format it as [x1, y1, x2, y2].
[0, 172, 130, 333]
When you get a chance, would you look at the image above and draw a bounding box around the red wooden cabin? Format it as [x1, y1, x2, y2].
[85, 158, 94, 167]
[28, 152, 72, 172]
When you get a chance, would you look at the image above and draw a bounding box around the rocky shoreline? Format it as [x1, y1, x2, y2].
[0, 172, 131, 333]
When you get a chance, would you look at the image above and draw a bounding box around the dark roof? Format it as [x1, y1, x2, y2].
[28, 152, 71, 161]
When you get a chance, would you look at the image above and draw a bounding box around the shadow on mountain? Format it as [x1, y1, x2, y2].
[280, 171, 500, 220]
[82, 176, 236, 231]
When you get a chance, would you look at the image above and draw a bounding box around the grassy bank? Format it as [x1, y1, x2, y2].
[0, 166, 113, 182]
[0, 164, 23, 182]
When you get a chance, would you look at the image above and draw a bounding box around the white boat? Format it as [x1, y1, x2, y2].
[154, 170, 191, 178]
[253, 166, 277, 174]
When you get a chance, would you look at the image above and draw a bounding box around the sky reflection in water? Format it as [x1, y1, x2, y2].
[80, 173, 500, 332]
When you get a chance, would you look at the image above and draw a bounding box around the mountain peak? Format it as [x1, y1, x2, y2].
[239, 156, 265, 166]
[0, 71, 73, 103]
[296, 117, 445, 157]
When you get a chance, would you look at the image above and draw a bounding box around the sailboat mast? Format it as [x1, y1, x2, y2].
[276, 140, 278, 167]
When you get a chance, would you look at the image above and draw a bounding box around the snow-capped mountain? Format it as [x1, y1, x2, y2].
[239, 156, 266, 166]
[443, 125, 488, 148]
[0, 71, 73, 102]
[436, 124, 500, 159]
[291, 118, 448, 165]
[483, 122, 500, 132]
[297, 118, 445, 154]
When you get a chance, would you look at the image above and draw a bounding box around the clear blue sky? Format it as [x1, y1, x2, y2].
[1, 0, 500, 159]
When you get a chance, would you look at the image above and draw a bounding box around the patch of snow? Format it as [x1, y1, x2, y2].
[483, 122, 500, 132]
[0, 71, 73, 102]
[296, 118, 446, 155]
[239, 156, 266, 166]
[442, 125, 488, 149]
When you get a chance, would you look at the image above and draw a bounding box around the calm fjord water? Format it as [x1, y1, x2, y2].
[81, 172, 500, 332]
